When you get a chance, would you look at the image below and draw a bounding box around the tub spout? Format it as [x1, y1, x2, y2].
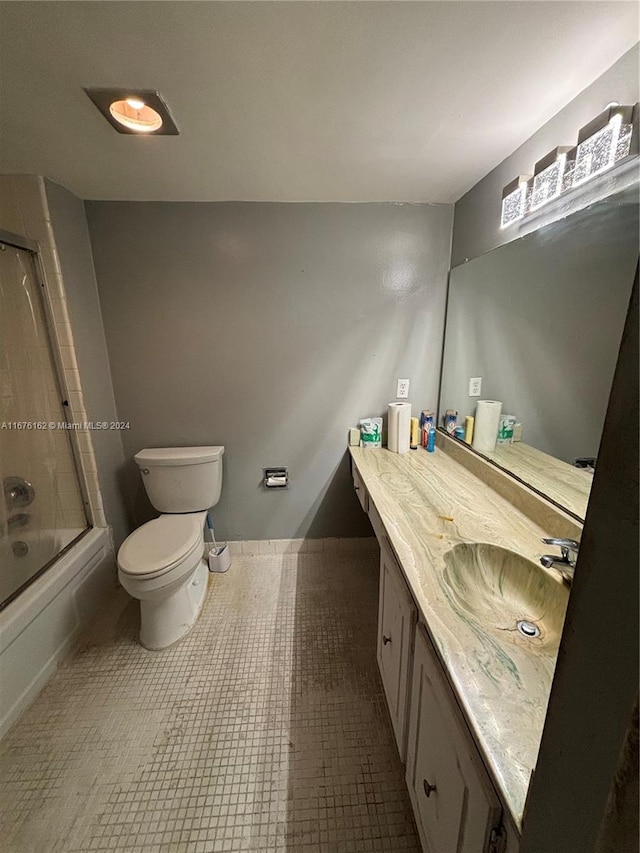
[7, 512, 30, 532]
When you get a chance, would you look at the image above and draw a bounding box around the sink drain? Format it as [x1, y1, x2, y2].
[516, 619, 540, 639]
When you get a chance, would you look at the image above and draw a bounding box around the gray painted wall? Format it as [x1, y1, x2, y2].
[441, 192, 638, 463]
[451, 44, 640, 265]
[45, 180, 130, 547]
[86, 201, 453, 540]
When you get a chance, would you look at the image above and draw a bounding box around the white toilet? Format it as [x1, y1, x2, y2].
[117, 445, 225, 650]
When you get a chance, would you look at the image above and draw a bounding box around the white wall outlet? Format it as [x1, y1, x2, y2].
[396, 379, 410, 398]
[468, 377, 482, 397]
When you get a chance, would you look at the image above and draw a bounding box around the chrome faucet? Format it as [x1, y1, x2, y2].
[0, 513, 30, 538]
[540, 537, 580, 584]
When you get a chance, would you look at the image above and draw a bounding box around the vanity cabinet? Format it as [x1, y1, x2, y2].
[367, 498, 385, 543]
[377, 537, 417, 762]
[406, 624, 503, 853]
[351, 456, 517, 851]
[352, 464, 369, 513]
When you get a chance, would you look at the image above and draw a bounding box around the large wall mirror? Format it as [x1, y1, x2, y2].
[439, 183, 639, 521]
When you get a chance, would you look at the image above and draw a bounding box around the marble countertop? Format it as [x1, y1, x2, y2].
[350, 442, 574, 830]
[478, 440, 592, 520]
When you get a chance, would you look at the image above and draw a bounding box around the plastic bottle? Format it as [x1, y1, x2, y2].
[427, 426, 436, 453]
[410, 417, 420, 449]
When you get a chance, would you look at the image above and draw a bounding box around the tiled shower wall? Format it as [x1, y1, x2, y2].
[0, 174, 106, 528]
[0, 254, 83, 534]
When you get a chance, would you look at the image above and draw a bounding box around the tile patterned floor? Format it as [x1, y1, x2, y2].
[0, 549, 421, 852]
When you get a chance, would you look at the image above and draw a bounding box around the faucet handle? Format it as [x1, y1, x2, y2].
[541, 538, 580, 550]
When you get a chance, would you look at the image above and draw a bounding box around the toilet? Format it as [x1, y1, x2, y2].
[117, 445, 225, 650]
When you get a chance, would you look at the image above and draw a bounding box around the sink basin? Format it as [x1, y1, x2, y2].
[441, 543, 569, 656]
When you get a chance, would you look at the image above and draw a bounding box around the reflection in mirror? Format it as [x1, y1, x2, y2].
[440, 185, 639, 521]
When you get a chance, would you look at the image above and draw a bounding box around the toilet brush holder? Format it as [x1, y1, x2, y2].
[208, 544, 231, 573]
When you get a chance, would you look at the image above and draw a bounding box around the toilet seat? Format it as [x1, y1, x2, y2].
[118, 514, 204, 579]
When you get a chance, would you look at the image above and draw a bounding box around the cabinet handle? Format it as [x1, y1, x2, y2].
[382, 635, 391, 645]
[423, 779, 437, 797]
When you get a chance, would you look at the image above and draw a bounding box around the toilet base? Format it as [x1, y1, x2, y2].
[139, 560, 209, 650]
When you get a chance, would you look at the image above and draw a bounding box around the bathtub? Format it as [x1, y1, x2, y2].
[0, 527, 86, 609]
[0, 527, 116, 738]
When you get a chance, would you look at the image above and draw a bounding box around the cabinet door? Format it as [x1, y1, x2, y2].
[406, 625, 501, 853]
[377, 538, 416, 762]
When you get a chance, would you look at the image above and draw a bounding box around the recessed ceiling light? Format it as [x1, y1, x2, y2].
[84, 88, 179, 135]
[109, 99, 163, 133]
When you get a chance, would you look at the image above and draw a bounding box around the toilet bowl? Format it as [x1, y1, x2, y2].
[118, 512, 209, 649]
[117, 446, 224, 650]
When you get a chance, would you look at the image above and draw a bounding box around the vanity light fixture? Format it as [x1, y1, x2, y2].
[500, 175, 531, 228]
[572, 103, 635, 186]
[530, 146, 572, 211]
[500, 102, 638, 227]
[84, 88, 179, 135]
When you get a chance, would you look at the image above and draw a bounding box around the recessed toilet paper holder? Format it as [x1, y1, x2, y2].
[264, 467, 288, 489]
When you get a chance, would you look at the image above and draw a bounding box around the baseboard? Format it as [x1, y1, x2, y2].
[226, 537, 378, 557]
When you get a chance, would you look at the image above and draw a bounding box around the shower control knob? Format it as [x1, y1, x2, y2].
[4, 476, 35, 510]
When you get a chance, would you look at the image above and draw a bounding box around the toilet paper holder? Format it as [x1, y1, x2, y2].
[264, 467, 288, 489]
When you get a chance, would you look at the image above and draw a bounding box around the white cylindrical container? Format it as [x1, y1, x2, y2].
[208, 544, 231, 573]
[388, 402, 412, 454]
[472, 400, 502, 453]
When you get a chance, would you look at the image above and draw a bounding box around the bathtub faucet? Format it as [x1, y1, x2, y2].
[4, 513, 31, 534]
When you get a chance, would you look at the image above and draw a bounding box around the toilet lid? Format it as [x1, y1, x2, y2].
[118, 515, 203, 577]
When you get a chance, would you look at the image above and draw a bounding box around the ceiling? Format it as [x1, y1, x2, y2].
[0, 1, 637, 202]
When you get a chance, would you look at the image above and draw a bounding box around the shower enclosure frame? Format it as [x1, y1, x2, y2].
[0, 227, 93, 609]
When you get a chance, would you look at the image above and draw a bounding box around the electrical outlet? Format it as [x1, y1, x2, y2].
[468, 377, 482, 397]
[396, 379, 410, 398]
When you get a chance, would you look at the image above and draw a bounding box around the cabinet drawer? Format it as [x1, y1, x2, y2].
[368, 498, 385, 543]
[352, 464, 369, 512]
[406, 625, 501, 853]
[377, 537, 416, 762]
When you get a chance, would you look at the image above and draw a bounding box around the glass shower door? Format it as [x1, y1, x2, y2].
[0, 237, 89, 610]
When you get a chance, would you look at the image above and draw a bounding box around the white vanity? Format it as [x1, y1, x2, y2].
[351, 434, 583, 853]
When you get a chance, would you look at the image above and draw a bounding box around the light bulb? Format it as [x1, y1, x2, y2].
[109, 99, 163, 132]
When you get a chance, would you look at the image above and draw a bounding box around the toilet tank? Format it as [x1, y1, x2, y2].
[134, 446, 224, 513]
